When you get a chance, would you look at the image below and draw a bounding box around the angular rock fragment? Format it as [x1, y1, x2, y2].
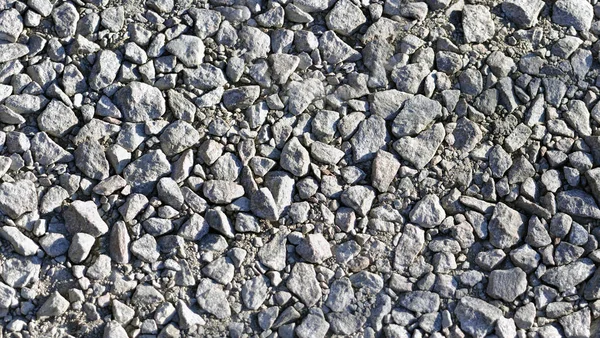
[122, 150, 171, 194]
[63, 201, 109, 237]
[0, 179, 37, 218]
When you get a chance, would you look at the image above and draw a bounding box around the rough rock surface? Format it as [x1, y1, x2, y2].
[0, 0, 599, 337]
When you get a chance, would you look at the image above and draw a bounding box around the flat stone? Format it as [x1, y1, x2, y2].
[0, 179, 37, 218]
[287, 262, 321, 307]
[557, 190, 600, 219]
[487, 267, 527, 302]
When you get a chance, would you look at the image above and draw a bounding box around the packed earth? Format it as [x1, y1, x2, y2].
[4, 0, 600, 336]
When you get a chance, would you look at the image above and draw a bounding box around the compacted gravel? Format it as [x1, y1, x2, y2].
[2, 0, 600, 336]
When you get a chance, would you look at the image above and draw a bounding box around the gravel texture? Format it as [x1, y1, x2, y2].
[2, 0, 600, 337]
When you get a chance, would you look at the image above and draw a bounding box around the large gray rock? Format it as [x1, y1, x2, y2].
[165, 35, 205, 67]
[257, 230, 288, 271]
[501, 0, 544, 27]
[74, 140, 109, 180]
[542, 258, 596, 292]
[409, 194, 446, 228]
[89, 50, 121, 91]
[455, 296, 503, 338]
[393, 123, 445, 169]
[351, 116, 387, 163]
[122, 150, 171, 194]
[0, 9, 23, 42]
[463, 5, 495, 43]
[552, 0, 593, 31]
[0, 179, 37, 218]
[63, 200, 109, 237]
[280, 137, 310, 177]
[488, 203, 526, 249]
[114, 82, 166, 122]
[391, 94, 442, 138]
[287, 262, 321, 307]
[557, 190, 600, 219]
[37, 291, 69, 318]
[196, 279, 231, 319]
[159, 120, 201, 156]
[325, 0, 366, 35]
[487, 267, 527, 302]
[0, 226, 39, 256]
[399, 291, 439, 313]
[37, 100, 78, 137]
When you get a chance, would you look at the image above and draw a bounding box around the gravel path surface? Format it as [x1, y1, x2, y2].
[1, 0, 600, 337]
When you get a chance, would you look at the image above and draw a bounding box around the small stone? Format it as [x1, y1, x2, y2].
[0, 226, 39, 256]
[371, 150, 400, 192]
[37, 292, 69, 318]
[409, 194, 446, 228]
[280, 137, 310, 177]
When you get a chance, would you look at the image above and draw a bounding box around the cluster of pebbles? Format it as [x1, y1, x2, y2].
[3, 0, 600, 336]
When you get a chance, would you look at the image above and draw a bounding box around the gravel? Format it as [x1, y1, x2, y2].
[0, 0, 600, 336]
